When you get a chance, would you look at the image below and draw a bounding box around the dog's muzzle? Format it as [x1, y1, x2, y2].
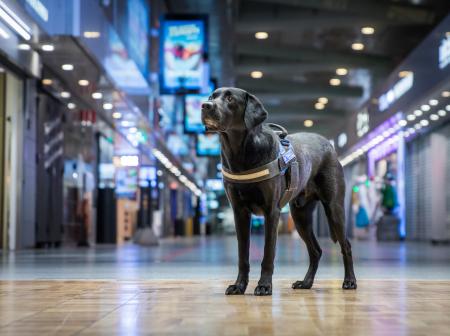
[201, 102, 220, 131]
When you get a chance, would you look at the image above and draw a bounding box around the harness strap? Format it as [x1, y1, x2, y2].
[221, 124, 300, 208]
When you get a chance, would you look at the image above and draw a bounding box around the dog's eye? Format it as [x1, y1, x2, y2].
[208, 96, 212, 101]
[226, 96, 233, 103]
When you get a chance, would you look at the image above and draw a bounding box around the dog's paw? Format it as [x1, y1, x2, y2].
[254, 284, 272, 296]
[292, 280, 313, 289]
[342, 279, 357, 290]
[225, 284, 246, 295]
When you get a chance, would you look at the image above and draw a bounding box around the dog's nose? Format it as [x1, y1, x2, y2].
[201, 102, 213, 111]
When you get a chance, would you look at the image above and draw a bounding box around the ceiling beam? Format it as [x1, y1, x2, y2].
[240, 0, 435, 25]
[265, 115, 341, 135]
[237, 15, 388, 33]
[235, 58, 389, 76]
[266, 108, 346, 119]
[237, 78, 363, 99]
[236, 43, 391, 70]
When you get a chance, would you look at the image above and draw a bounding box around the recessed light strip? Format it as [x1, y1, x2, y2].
[152, 149, 202, 196]
[340, 96, 449, 166]
[0, 1, 31, 40]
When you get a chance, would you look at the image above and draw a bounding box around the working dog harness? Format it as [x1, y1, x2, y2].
[221, 123, 299, 208]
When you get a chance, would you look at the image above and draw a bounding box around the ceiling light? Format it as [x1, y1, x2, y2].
[398, 120, 407, 127]
[421, 104, 430, 111]
[420, 119, 429, 127]
[441, 91, 450, 97]
[336, 68, 348, 76]
[41, 44, 54, 52]
[446, 105, 450, 111]
[429, 99, 438, 106]
[406, 114, 416, 121]
[78, 79, 89, 86]
[112, 112, 122, 119]
[414, 110, 423, 117]
[103, 103, 113, 110]
[315, 102, 325, 110]
[414, 123, 422, 130]
[351, 42, 364, 51]
[329, 78, 341, 86]
[121, 120, 132, 127]
[61, 64, 74, 71]
[304, 120, 314, 127]
[398, 70, 412, 78]
[129, 127, 137, 133]
[60, 91, 70, 98]
[92, 92, 103, 99]
[438, 109, 447, 117]
[318, 97, 328, 104]
[430, 114, 439, 121]
[255, 32, 268, 39]
[83, 31, 100, 38]
[18, 43, 30, 50]
[361, 26, 375, 35]
[250, 71, 263, 79]
[42, 79, 53, 85]
[67, 102, 76, 109]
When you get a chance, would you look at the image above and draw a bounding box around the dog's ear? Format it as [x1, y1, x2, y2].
[244, 93, 268, 129]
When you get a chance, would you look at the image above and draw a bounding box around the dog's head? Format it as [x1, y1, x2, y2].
[201, 87, 268, 132]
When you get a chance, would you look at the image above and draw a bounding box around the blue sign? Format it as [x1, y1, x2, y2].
[196, 133, 220, 156]
[184, 94, 208, 133]
[160, 16, 208, 93]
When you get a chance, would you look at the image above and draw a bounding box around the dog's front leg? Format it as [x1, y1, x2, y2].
[225, 208, 251, 295]
[254, 209, 280, 296]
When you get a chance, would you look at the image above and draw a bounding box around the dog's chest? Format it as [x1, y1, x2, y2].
[234, 184, 273, 215]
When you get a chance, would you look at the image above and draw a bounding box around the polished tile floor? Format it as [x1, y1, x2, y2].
[1, 235, 450, 280]
[1, 235, 450, 335]
[1, 280, 449, 335]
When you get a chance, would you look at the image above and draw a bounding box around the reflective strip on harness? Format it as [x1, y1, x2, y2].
[222, 168, 270, 181]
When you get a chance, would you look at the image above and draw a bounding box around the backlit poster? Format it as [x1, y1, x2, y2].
[196, 133, 220, 156]
[160, 16, 208, 93]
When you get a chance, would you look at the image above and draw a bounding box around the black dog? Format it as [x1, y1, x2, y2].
[201, 87, 357, 296]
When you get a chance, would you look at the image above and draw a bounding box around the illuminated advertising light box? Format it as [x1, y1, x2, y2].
[116, 167, 138, 199]
[167, 134, 190, 156]
[160, 15, 208, 93]
[184, 94, 209, 133]
[205, 179, 223, 191]
[104, 27, 149, 95]
[196, 133, 220, 156]
[139, 166, 157, 187]
[139, 166, 156, 181]
[99, 163, 115, 180]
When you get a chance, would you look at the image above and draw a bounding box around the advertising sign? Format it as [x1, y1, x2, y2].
[184, 94, 208, 133]
[196, 133, 220, 156]
[116, 167, 138, 199]
[160, 15, 208, 93]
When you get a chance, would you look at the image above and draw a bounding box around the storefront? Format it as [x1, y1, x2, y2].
[0, 0, 42, 250]
[336, 14, 450, 242]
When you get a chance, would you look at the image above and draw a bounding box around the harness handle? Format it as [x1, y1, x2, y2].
[266, 123, 288, 139]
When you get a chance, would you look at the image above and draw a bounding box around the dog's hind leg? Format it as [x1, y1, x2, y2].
[319, 164, 357, 290]
[322, 199, 357, 289]
[291, 200, 322, 289]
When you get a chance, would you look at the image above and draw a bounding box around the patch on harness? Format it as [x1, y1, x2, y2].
[279, 142, 296, 164]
